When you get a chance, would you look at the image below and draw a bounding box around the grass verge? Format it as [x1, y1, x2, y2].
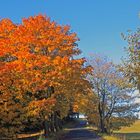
[114, 120, 140, 140]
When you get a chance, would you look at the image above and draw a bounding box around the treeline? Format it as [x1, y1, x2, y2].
[0, 14, 140, 139]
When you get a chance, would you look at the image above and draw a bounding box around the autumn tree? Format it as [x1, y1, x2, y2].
[121, 30, 140, 91]
[86, 55, 139, 133]
[0, 15, 92, 138]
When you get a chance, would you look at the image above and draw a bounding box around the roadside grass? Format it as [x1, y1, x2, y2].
[86, 124, 118, 140]
[86, 120, 140, 140]
[116, 120, 140, 133]
[102, 135, 118, 140]
[114, 120, 140, 140]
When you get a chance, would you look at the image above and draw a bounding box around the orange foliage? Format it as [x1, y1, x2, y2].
[0, 15, 92, 138]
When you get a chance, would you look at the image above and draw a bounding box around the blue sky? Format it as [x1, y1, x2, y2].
[0, 0, 140, 63]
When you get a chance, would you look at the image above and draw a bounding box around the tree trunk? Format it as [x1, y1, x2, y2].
[99, 102, 106, 133]
[77, 113, 79, 118]
[50, 114, 55, 133]
[43, 120, 48, 138]
[100, 118, 105, 133]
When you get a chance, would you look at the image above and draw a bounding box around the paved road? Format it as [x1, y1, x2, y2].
[61, 120, 102, 140]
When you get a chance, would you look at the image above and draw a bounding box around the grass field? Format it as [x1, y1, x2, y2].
[114, 120, 140, 140]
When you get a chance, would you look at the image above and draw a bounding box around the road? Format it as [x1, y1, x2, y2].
[60, 120, 103, 140]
